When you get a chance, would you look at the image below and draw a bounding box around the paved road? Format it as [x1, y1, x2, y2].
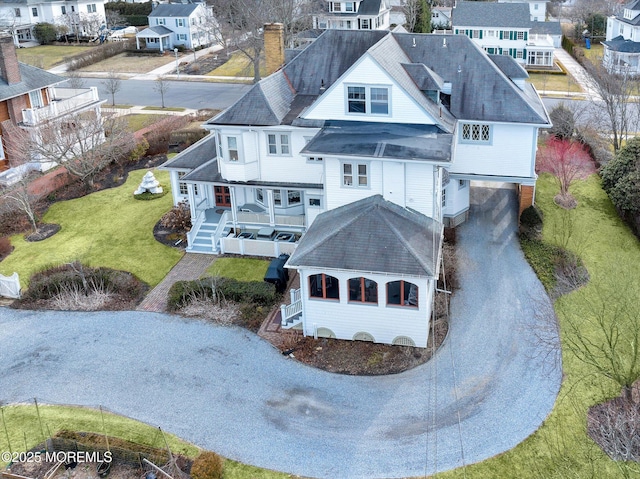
[0, 186, 561, 479]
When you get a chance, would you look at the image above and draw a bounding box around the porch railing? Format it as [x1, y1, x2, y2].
[22, 87, 101, 126]
[220, 237, 297, 257]
[187, 209, 205, 248]
[236, 211, 305, 227]
[210, 210, 230, 252]
[281, 288, 302, 327]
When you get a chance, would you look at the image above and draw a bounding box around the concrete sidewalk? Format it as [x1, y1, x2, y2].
[553, 47, 600, 100]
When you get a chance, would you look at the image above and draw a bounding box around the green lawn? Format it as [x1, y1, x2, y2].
[207, 51, 266, 78]
[123, 114, 165, 132]
[579, 43, 604, 63]
[17, 45, 94, 70]
[0, 405, 293, 478]
[142, 106, 186, 112]
[0, 169, 183, 288]
[439, 174, 640, 478]
[527, 72, 583, 93]
[205, 257, 270, 282]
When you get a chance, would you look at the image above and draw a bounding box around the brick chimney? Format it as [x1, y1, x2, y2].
[0, 35, 21, 84]
[264, 23, 285, 75]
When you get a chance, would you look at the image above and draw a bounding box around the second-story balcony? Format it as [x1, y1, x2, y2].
[22, 87, 103, 126]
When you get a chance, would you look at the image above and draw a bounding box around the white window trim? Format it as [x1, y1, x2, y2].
[345, 84, 391, 116]
[225, 135, 241, 162]
[266, 132, 291, 156]
[460, 123, 492, 144]
[341, 161, 370, 188]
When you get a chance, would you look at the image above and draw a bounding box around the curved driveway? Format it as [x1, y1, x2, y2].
[0, 186, 561, 478]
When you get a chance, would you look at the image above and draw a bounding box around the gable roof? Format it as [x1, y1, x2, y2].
[149, 3, 200, 18]
[603, 35, 640, 53]
[160, 133, 216, 170]
[0, 63, 64, 102]
[453, 1, 531, 28]
[136, 26, 174, 37]
[358, 0, 386, 15]
[287, 195, 442, 277]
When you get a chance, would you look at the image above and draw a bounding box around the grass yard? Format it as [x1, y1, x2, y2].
[579, 43, 604, 63]
[527, 72, 583, 93]
[205, 257, 270, 282]
[0, 169, 182, 288]
[78, 52, 178, 73]
[17, 45, 94, 70]
[207, 51, 266, 78]
[0, 405, 293, 478]
[123, 113, 166, 132]
[439, 174, 640, 478]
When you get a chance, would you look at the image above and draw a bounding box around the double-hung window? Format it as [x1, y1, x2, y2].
[157, 18, 165, 25]
[267, 133, 290, 155]
[347, 85, 390, 115]
[176, 18, 185, 27]
[87, 4, 96, 13]
[461, 123, 491, 143]
[226, 136, 239, 161]
[31, 7, 38, 16]
[342, 162, 368, 187]
[14, 8, 20, 17]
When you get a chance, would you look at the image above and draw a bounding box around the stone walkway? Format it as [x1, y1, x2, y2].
[136, 253, 215, 312]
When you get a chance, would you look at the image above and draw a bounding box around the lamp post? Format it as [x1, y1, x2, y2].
[174, 47, 180, 79]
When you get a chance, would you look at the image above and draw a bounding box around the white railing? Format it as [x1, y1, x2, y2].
[22, 87, 100, 126]
[187, 209, 205, 248]
[220, 237, 298, 257]
[211, 210, 230, 252]
[0, 272, 21, 298]
[290, 287, 301, 304]
[236, 211, 305, 227]
[281, 288, 302, 327]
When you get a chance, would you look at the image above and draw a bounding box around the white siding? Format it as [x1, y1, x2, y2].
[258, 128, 323, 184]
[303, 55, 437, 124]
[451, 123, 536, 179]
[443, 178, 470, 217]
[324, 157, 384, 210]
[405, 163, 435, 217]
[381, 161, 405, 206]
[299, 269, 433, 348]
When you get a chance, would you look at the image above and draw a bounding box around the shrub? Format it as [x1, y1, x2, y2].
[66, 41, 130, 71]
[0, 236, 12, 259]
[128, 138, 149, 163]
[33, 23, 57, 45]
[601, 137, 640, 217]
[190, 452, 224, 479]
[549, 104, 575, 140]
[160, 201, 191, 232]
[144, 116, 190, 155]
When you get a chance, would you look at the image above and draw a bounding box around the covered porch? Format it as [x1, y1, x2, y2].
[135, 26, 173, 52]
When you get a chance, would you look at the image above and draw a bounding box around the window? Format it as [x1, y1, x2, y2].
[29, 90, 43, 108]
[342, 162, 368, 187]
[191, 17, 196, 25]
[516, 50, 524, 59]
[157, 18, 165, 25]
[361, 18, 370, 29]
[461, 123, 491, 143]
[14, 8, 20, 17]
[71, 6, 75, 12]
[458, 179, 468, 190]
[345, 2, 354, 11]
[176, 18, 185, 27]
[517, 31, 525, 40]
[534, 3, 539, 9]
[332, 2, 341, 11]
[347, 85, 389, 115]
[61, 6, 66, 15]
[87, 4, 96, 13]
[308, 156, 323, 162]
[486, 30, 495, 37]
[274, 190, 282, 206]
[31, 7, 38, 16]
[308, 197, 321, 207]
[309, 274, 339, 300]
[349, 277, 378, 304]
[256, 188, 264, 204]
[442, 187, 446, 207]
[502, 49, 510, 55]
[226, 136, 239, 161]
[267, 133, 290, 155]
[178, 172, 188, 195]
[387, 280, 418, 307]
[501, 30, 510, 39]
[472, 29, 480, 38]
[178, 34, 187, 41]
[287, 190, 301, 205]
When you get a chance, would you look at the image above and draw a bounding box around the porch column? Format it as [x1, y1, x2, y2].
[230, 186, 238, 227]
[136, 37, 140, 49]
[187, 183, 196, 219]
[266, 189, 276, 226]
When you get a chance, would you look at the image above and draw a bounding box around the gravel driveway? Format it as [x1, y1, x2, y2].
[0, 186, 562, 479]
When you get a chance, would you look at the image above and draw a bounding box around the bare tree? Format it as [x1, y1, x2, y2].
[102, 71, 121, 106]
[154, 76, 170, 109]
[559, 264, 640, 404]
[65, 71, 86, 89]
[26, 111, 134, 190]
[403, 0, 420, 32]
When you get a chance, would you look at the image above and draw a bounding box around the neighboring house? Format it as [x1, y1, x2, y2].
[0, 34, 103, 177]
[604, 0, 640, 74]
[452, 1, 561, 67]
[161, 27, 549, 348]
[0, 0, 108, 45]
[135, 2, 214, 52]
[497, 0, 547, 22]
[432, 6, 452, 30]
[313, 0, 391, 30]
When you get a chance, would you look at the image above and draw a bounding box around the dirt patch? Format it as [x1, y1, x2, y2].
[25, 223, 60, 242]
[183, 47, 238, 75]
[554, 192, 577, 209]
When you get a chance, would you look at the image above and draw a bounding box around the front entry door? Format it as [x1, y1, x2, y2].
[215, 186, 231, 207]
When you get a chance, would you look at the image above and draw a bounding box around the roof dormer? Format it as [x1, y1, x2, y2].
[623, 0, 640, 20]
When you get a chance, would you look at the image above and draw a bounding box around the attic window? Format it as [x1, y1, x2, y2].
[461, 123, 491, 143]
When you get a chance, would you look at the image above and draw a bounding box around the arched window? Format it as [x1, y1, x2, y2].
[348, 277, 378, 304]
[387, 280, 418, 307]
[309, 273, 339, 300]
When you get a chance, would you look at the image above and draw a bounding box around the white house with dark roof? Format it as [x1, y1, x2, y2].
[135, 2, 213, 51]
[604, 0, 640, 74]
[452, 1, 560, 67]
[313, 0, 391, 30]
[497, 0, 547, 22]
[161, 28, 549, 347]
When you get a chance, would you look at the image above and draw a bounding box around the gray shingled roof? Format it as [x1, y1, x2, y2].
[603, 35, 640, 53]
[302, 121, 452, 162]
[136, 26, 174, 37]
[0, 63, 64, 102]
[358, 0, 385, 15]
[530, 21, 562, 35]
[489, 55, 528, 79]
[452, 1, 531, 28]
[181, 159, 221, 182]
[394, 33, 548, 124]
[149, 3, 199, 18]
[402, 63, 445, 91]
[160, 133, 216, 170]
[287, 195, 442, 277]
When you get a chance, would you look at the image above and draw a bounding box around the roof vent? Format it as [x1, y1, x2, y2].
[412, 37, 416, 47]
[443, 38, 447, 48]
[319, 79, 326, 93]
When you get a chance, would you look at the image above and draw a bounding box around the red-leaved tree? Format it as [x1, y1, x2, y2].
[536, 138, 595, 198]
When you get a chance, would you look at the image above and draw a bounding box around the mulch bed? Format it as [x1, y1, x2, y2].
[153, 221, 187, 250]
[183, 46, 239, 75]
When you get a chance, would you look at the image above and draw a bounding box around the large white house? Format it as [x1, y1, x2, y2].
[604, 0, 640, 74]
[161, 28, 549, 348]
[135, 2, 213, 52]
[0, 0, 107, 44]
[497, 0, 547, 22]
[452, 1, 561, 67]
[313, 0, 391, 30]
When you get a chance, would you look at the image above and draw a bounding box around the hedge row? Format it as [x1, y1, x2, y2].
[65, 41, 131, 71]
[168, 277, 277, 312]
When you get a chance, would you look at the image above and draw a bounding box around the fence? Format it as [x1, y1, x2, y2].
[0, 272, 20, 299]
